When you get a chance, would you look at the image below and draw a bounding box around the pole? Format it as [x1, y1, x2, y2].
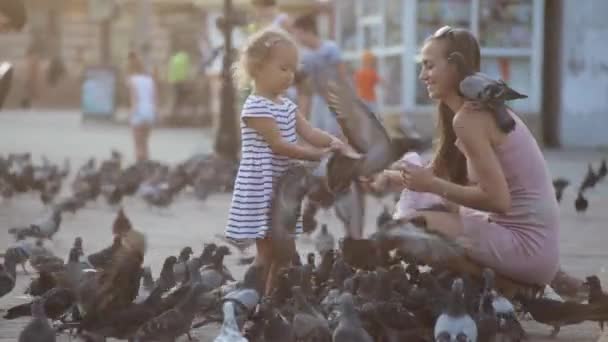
[100, 19, 111, 65]
[213, 0, 239, 161]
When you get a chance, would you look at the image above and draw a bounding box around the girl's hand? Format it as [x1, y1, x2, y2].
[329, 137, 362, 159]
[400, 161, 437, 193]
[360, 174, 387, 193]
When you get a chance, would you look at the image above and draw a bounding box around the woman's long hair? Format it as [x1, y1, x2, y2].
[427, 28, 481, 185]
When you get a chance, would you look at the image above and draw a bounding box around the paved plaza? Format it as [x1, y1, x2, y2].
[0, 111, 607, 341]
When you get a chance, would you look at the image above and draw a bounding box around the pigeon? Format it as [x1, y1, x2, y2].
[333, 181, 365, 238]
[515, 294, 601, 338]
[598, 159, 607, 181]
[375, 218, 467, 265]
[575, 191, 588, 213]
[376, 205, 393, 229]
[9, 208, 62, 241]
[173, 246, 194, 283]
[18, 298, 56, 342]
[583, 275, 608, 330]
[482, 268, 525, 341]
[0, 258, 17, 299]
[579, 163, 599, 193]
[333, 292, 374, 342]
[326, 77, 398, 178]
[4, 287, 75, 321]
[314, 224, 335, 256]
[552, 178, 570, 203]
[457, 65, 527, 134]
[434, 278, 478, 342]
[133, 283, 205, 342]
[269, 164, 320, 263]
[214, 301, 248, 342]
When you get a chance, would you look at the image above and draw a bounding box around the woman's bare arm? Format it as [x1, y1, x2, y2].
[428, 110, 511, 214]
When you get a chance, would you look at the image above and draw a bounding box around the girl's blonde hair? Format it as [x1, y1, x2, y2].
[233, 27, 296, 90]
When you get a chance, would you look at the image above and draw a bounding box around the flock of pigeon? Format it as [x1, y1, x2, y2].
[0, 149, 239, 213]
[2, 62, 608, 342]
[3, 206, 608, 342]
[552, 159, 607, 213]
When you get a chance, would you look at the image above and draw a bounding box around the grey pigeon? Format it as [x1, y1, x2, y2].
[314, 224, 335, 256]
[434, 278, 478, 342]
[9, 208, 62, 241]
[18, 298, 56, 342]
[214, 301, 247, 342]
[269, 164, 320, 263]
[0, 258, 16, 298]
[173, 246, 193, 283]
[332, 292, 373, 342]
[375, 218, 467, 265]
[133, 283, 206, 342]
[326, 77, 398, 178]
[452, 51, 527, 135]
[333, 181, 365, 238]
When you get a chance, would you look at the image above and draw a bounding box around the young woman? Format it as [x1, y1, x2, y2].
[372, 26, 583, 296]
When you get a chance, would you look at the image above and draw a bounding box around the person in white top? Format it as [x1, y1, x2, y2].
[127, 52, 157, 162]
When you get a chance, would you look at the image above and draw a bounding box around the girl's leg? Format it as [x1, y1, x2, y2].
[255, 238, 273, 294]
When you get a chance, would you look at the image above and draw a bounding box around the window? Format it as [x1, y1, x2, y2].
[385, 0, 403, 45]
[479, 0, 533, 48]
[337, 0, 357, 52]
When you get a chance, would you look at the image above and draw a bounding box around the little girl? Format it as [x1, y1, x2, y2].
[127, 52, 157, 162]
[226, 28, 349, 295]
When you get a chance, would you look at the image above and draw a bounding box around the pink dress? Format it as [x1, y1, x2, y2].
[457, 113, 560, 285]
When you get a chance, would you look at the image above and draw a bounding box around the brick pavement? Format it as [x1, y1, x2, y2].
[0, 111, 607, 341]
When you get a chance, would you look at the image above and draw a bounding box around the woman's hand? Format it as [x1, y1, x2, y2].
[400, 162, 438, 193]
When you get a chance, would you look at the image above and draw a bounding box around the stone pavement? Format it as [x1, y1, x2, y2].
[0, 111, 607, 341]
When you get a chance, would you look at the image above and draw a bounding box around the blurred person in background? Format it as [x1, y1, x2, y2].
[249, 0, 292, 33]
[354, 50, 381, 113]
[292, 13, 347, 137]
[0, 0, 26, 32]
[168, 48, 191, 117]
[127, 52, 157, 162]
[21, 45, 41, 109]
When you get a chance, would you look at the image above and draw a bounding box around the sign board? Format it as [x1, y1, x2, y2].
[81, 66, 117, 119]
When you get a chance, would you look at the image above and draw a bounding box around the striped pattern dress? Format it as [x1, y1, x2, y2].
[226, 94, 303, 240]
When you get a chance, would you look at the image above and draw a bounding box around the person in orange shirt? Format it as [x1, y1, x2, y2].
[354, 50, 381, 113]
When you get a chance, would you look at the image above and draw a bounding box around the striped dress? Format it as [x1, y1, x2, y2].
[226, 94, 303, 241]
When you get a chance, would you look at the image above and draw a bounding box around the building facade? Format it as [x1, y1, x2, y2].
[334, 0, 545, 138]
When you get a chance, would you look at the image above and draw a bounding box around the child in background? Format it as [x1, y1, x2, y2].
[226, 28, 351, 296]
[354, 50, 381, 113]
[127, 52, 157, 162]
